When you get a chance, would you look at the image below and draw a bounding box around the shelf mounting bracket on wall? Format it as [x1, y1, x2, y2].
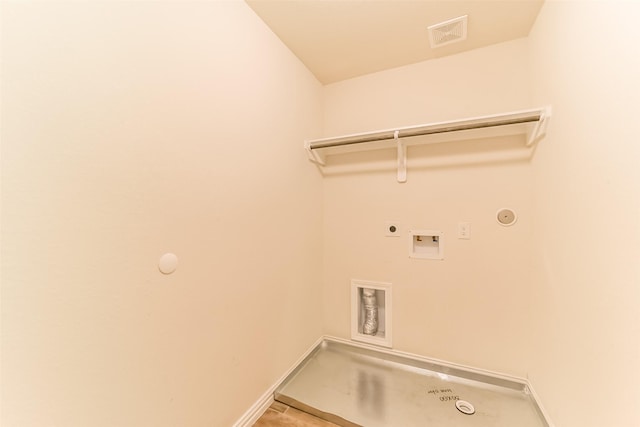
[395, 130, 407, 183]
[305, 140, 327, 165]
[526, 106, 551, 146]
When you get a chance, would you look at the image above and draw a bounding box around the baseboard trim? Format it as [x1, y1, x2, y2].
[232, 335, 324, 427]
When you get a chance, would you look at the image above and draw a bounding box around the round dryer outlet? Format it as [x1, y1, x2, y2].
[496, 208, 517, 226]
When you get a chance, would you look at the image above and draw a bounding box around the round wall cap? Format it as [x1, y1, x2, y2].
[159, 253, 178, 274]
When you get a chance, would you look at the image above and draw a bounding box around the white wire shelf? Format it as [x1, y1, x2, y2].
[305, 106, 551, 182]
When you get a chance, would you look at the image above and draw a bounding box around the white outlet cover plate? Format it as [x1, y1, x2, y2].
[458, 222, 470, 239]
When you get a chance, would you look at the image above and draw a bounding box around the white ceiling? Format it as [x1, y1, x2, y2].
[246, 0, 544, 84]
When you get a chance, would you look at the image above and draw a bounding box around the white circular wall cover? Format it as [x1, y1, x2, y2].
[158, 253, 178, 274]
[496, 208, 517, 226]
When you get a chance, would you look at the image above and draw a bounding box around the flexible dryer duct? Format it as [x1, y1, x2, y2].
[362, 288, 378, 335]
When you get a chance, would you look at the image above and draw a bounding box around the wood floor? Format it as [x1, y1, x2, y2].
[253, 401, 340, 427]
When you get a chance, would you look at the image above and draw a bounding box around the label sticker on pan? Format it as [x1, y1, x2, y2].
[427, 388, 460, 402]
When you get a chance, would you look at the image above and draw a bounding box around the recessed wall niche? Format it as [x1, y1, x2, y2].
[351, 280, 392, 348]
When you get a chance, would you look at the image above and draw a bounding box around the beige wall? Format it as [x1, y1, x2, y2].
[321, 39, 536, 377]
[1, 2, 323, 426]
[528, 2, 640, 426]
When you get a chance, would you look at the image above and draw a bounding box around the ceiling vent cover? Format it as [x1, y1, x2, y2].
[428, 15, 468, 48]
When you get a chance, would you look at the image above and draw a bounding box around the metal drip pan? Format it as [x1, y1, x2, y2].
[275, 339, 549, 427]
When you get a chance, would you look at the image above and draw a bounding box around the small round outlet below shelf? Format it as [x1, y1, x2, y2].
[496, 208, 517, 226]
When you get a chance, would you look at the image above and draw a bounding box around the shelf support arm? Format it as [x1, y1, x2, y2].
[526, 107, 552, 146]
[305, 140, 326, 165]
[396, 130, 407, 183]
